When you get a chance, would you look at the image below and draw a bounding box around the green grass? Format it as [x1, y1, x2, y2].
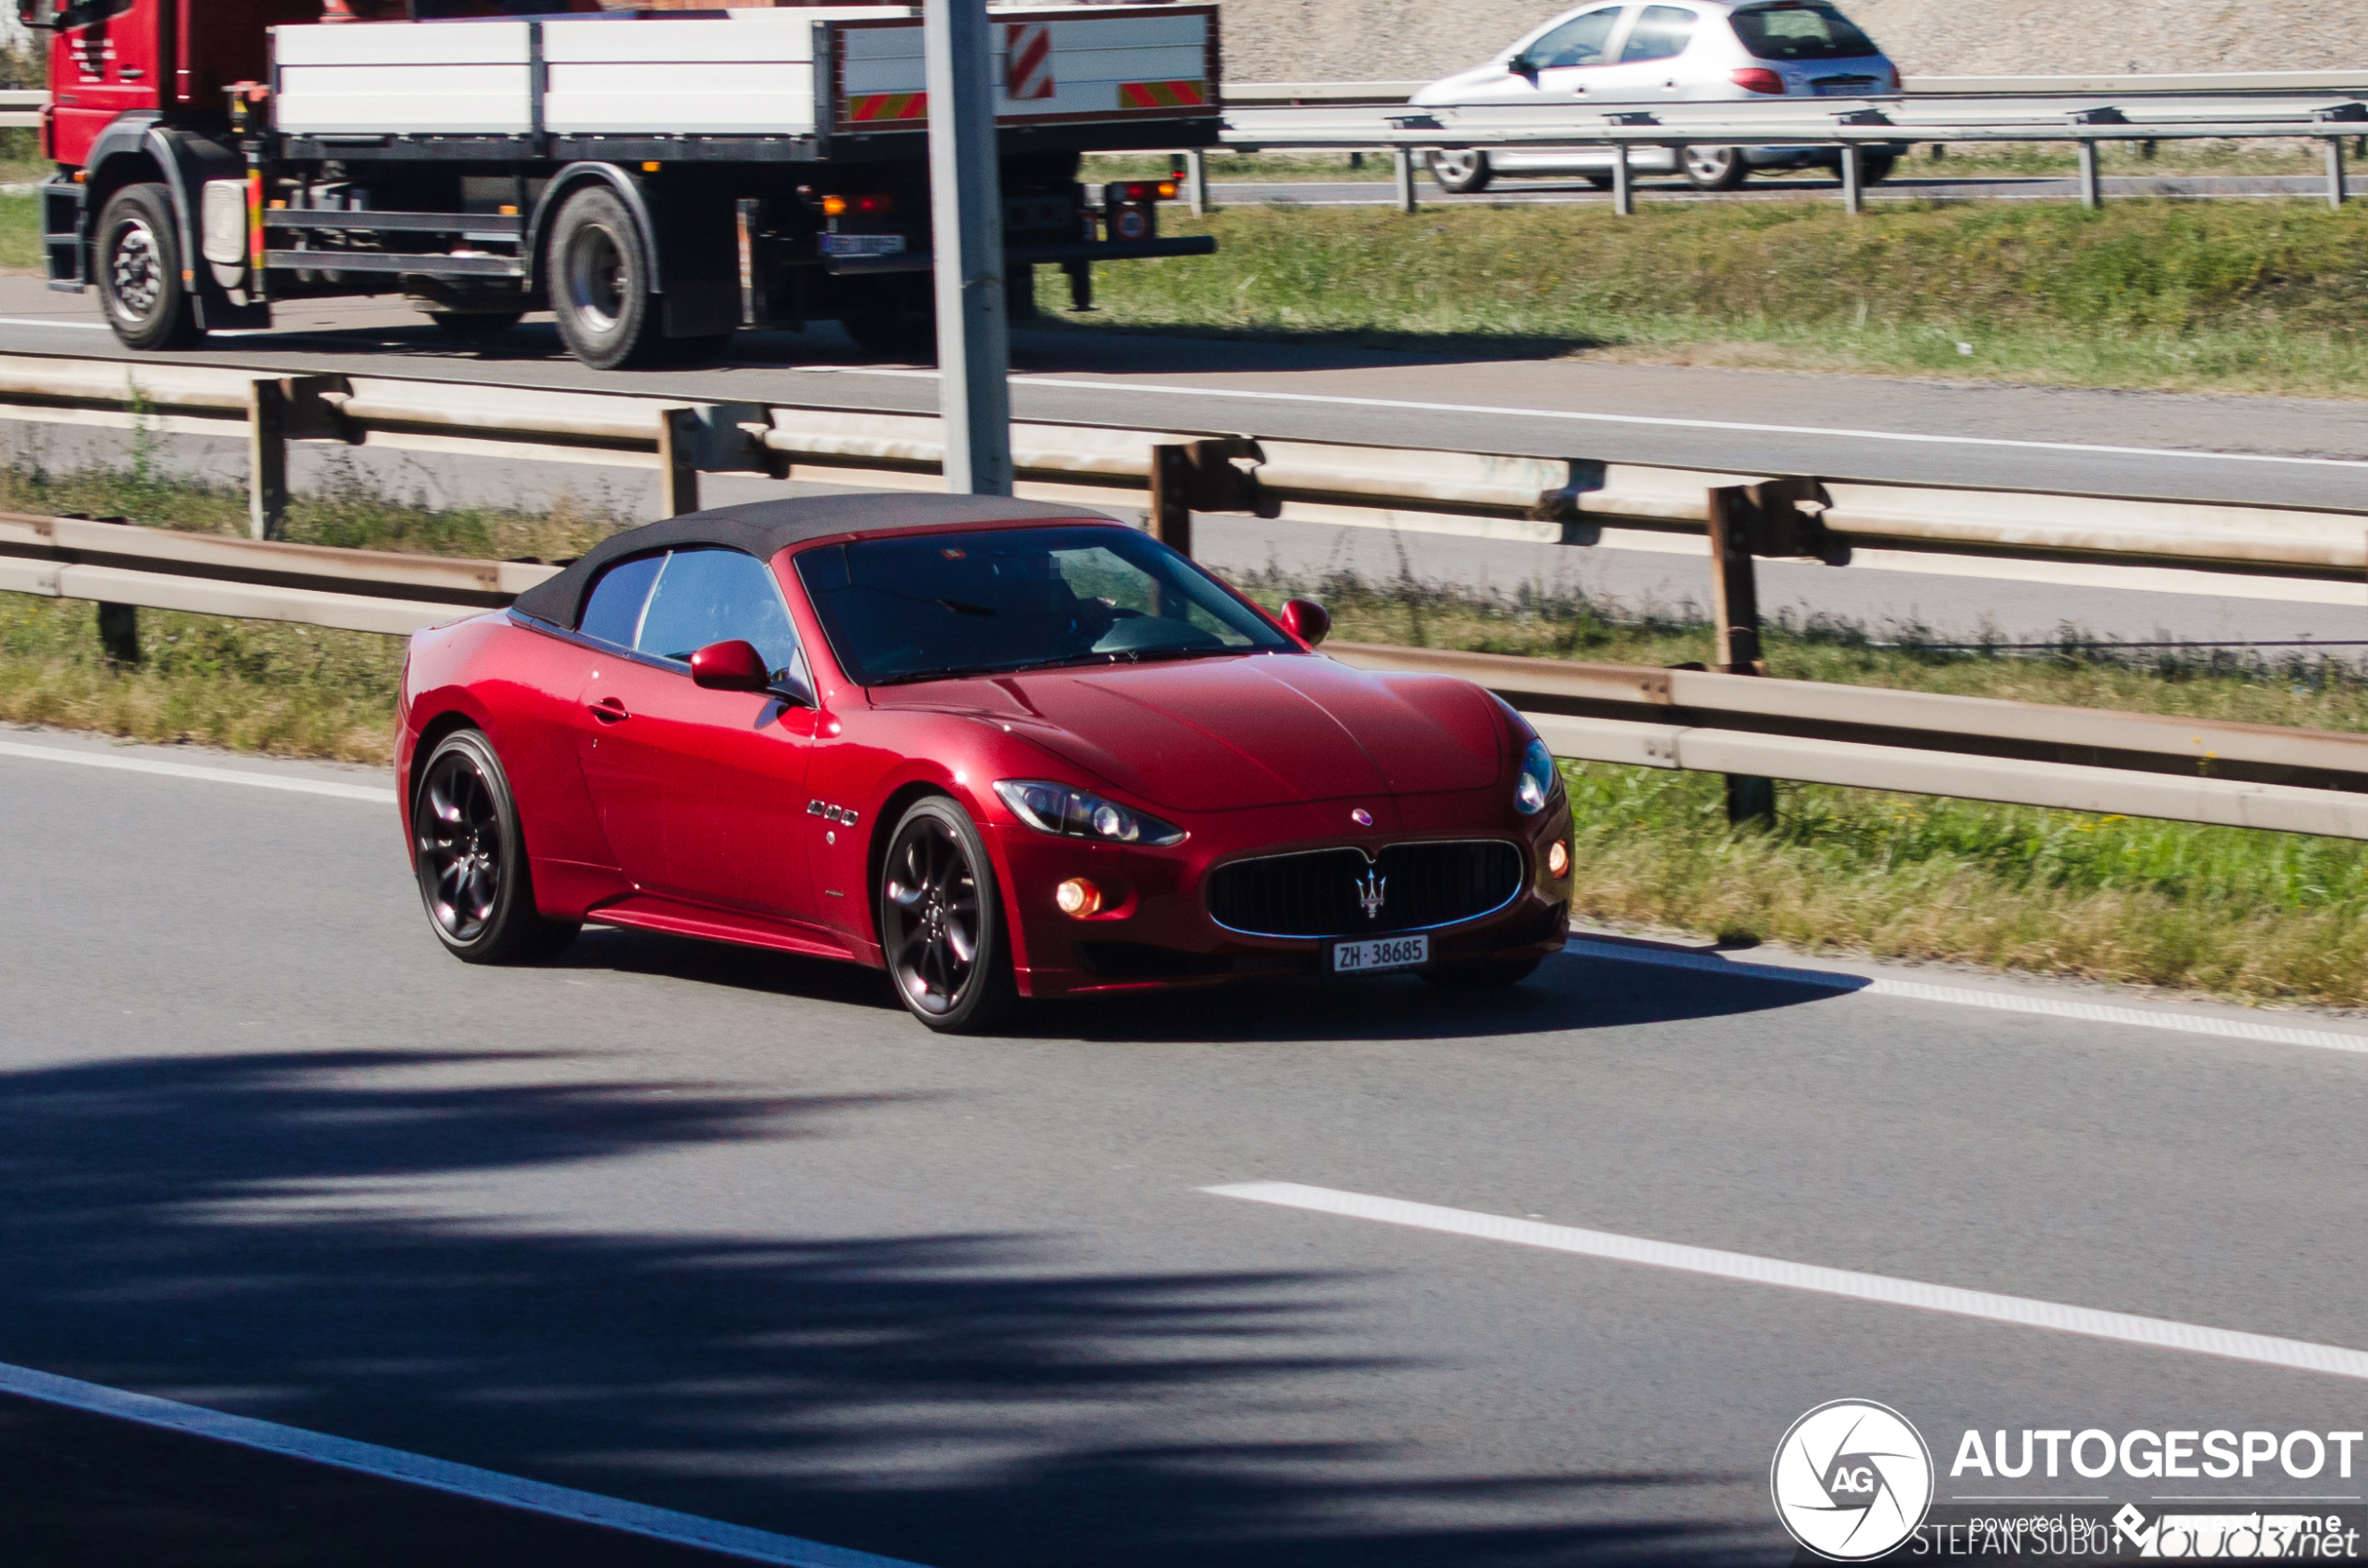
[1061, 198, 2368, 396]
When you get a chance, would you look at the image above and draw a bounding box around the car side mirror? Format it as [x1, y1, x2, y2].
[1280, 598, 1330, 647]
[689, 639, 771, 692]
[1508, 52, 1537, 76]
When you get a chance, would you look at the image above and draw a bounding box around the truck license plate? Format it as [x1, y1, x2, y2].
[820, 234, 908, 256]
[1330, 933, 1428, 974]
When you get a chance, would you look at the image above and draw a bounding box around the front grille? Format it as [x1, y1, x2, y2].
[1205, 841, 1524, 939]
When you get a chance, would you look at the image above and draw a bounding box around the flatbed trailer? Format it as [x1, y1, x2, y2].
[29, 0, 1219, 366]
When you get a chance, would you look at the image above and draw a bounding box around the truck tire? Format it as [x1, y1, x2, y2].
[837, 276, 936, 362]
[96, 183, 203, 351]
[547, 186, 667, 370]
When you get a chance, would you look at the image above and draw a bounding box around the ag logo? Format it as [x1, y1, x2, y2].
[1770, 1399, 1934, 1561]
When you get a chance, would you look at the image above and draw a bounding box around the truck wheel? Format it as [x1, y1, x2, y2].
[96, 184, 202, 351]
[547, 186, 667, 370]
[838, 277, 936, 362]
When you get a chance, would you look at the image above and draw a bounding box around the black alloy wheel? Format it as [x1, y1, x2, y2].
[412, 730, 577, 965]
[96, 183, 203, 351]
[878, 797, 1015, 1033]
[1681, 144, 1750, 191]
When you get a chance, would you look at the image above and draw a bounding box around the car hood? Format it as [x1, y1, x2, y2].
[888, 654, 1508, 812]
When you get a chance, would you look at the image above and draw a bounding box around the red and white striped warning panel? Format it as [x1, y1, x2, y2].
[846, 90, 927, 124]
[1117, 78, 1208, 110]
[1003, 21, 1055, 102]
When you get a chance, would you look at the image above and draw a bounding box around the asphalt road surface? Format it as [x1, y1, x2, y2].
[7, 727, 2368, 1565]
[4, 278, 2365, 650]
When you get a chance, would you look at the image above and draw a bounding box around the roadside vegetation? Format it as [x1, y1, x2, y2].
[1060, 197, 2368, 397]
[7, 451, 2368, 1006]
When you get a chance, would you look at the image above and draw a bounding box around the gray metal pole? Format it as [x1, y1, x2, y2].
[1611, 143, 1631, 215]
[2076, 139, 2101, 209]
[924, 0, 1012, 495]
[1185, 147, 1209, 215]
[1838, 143, 1862, 214]
[2328, 136, 2348, 209]
[1394, 147, 1416, 213]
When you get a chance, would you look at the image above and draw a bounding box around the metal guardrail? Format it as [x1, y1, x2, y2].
[1223, 71, 2368, 106]
[9, 509, 2368, 841]
[1212, 77, 2368, 213]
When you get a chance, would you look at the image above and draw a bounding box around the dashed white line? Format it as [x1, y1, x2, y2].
[0, 1360, 922, 1567]
[0, 739, 395, 803]
[1205, 1181, 2368, 1382]
[1565, 938, 2368, 1057]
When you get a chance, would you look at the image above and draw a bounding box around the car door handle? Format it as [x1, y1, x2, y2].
[588, 695, 630, 724]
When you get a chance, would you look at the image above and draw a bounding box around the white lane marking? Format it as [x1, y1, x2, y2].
[0, 1360, 922, 1567]
[1565, 938, 2368, 1057]
[1205, 1182, 2368, 1382]
[0, 739, 395, 804]
[809, 366, 2368, 475]
[0, 315, 108, 330]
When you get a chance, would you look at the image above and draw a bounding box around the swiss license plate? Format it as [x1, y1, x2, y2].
[1330, 933, 1429, 974]
[819, 233, 908, 257]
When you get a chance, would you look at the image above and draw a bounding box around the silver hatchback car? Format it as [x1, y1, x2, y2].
[1411, 0, 1905, 192]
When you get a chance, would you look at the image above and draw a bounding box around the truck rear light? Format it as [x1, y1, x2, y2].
[820, 193, 895, 217]
[1731, 67, 1786, 94]
[1104, 180, 1176, 204]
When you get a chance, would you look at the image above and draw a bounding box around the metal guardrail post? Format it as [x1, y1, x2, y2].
[1839, 144, 1863, 214]
[1612, 144, 1632, 215]
[1705, 485, 1774, 827]
[2077, 140, 2102, 209]
[246, 380, 289, 542]
[1149, 443, 1192, 557]
[659, 408, 701, 516]
[96, 602, 140, 666]
[1185, 147, 1209, 215]
[2327, 137, 2348, 208]
[1394, 148, 1416, 213]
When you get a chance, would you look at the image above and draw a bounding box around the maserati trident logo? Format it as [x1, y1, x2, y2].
[1356, 869, 1387, 920]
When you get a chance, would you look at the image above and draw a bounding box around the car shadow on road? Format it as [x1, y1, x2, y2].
[0, 1048, 1769, 1567]
[552, 928, 1836, 1046]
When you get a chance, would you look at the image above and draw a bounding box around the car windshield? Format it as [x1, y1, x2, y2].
[794, 525, 1295, 686]
[1729, 2, 1878, 60]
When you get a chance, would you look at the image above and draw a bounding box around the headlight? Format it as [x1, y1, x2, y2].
[1514, 737, 1559, 815]
[994, 779, 1188, 846]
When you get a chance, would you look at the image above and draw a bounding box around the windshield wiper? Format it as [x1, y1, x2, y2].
[873, 663, 1015, 686]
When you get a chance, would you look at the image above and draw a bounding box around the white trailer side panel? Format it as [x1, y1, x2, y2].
[273, 21, 531, 136]
[543, 13, 820, 134]
[834, 7, 1215, 129]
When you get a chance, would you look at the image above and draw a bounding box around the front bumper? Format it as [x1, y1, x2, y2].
[993, 791, 1574, 999]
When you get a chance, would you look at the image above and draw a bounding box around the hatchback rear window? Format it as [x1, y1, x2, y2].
[1730, 2, 1878, 60]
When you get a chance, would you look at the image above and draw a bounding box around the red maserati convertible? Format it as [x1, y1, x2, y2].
[397, 494, 1571, 1031]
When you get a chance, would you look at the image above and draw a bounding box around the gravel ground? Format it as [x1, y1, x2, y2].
[1220, 0, 2363, 88]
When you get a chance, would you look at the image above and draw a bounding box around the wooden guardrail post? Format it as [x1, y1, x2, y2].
[1149, 443, 1192, 557]
[1149, 437, 1272, 561]
[247, 378, 289, 542]
[1705, 484, 1775, 827]
[96, 602, 140, 666]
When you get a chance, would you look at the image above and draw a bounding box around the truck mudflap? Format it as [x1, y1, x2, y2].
[824, 234, 1217, 277]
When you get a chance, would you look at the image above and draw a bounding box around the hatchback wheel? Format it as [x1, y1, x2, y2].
[413, 730, 578, 964]
[1681, 145, 1749, 191]
[878, 797, 1016, 1033]
[1426, 149, 1493, 194]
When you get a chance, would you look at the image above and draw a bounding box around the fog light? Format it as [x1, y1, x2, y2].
[1055, 877, 1102, 917]
[1548, 840, 1570, 878]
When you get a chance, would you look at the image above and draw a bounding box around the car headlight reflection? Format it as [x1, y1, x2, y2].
[995, 779, 1188, 846]
[1515, 737, 1559, 815]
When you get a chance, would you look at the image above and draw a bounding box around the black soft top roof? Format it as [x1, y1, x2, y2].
[510, 492, 1115, 630]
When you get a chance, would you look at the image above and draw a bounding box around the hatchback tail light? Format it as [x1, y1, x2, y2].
[1731, 67, 1785, 94]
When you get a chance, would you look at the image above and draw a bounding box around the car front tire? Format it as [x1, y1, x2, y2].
[412, 730, 579, 965]
[878, 796, 1017, 1033]
[1426, 149, 1494, 194]
[1681, 145, 1750, 191]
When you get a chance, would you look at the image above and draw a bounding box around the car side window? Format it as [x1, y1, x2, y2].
[577, 552, 665, 649]
[632, 547, 804, 680]
[1524, 5, 1625, 68]
[1620, 5, 1695, 61]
